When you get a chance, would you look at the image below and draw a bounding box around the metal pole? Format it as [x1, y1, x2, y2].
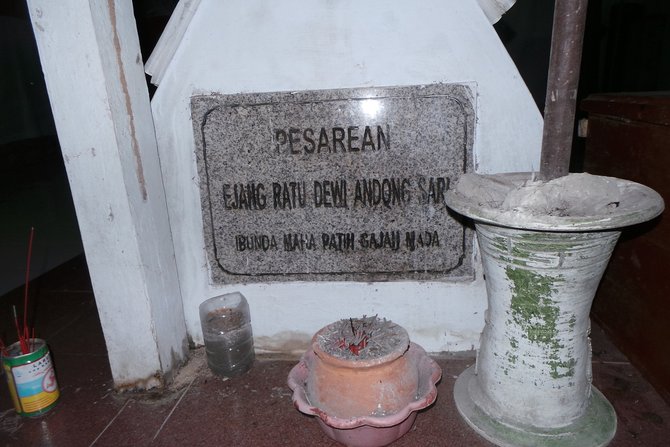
[539, 0, 589, 181]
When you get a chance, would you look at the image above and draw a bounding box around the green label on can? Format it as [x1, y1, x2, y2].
[3, 339, 59, 417]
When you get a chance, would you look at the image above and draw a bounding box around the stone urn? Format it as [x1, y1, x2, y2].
[288, 316, 442, 447]
[445, 172, 664, 447]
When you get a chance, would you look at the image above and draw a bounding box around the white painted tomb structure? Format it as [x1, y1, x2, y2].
[28, 0, 542, 387]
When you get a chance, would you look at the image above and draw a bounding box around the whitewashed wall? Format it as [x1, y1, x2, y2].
[150, 0, 542, 353]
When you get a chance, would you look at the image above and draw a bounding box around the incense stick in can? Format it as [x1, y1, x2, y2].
[2, 338, 59, 417]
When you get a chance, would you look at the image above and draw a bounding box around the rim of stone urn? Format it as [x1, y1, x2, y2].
[445, 172, 664, 232]
[311, 320, 410, 369]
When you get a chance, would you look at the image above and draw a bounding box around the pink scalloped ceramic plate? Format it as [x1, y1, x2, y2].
[287, 342, 442, 447]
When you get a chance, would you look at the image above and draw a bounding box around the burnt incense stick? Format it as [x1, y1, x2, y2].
[12, 305, 28, 354]
[22, 227, 35, 345]
[8, 227, 38, 355]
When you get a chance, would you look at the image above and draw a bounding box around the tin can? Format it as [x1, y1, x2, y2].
[2, 339, 59, 417]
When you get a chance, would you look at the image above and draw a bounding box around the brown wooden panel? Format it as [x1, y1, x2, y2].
[582, 93, 670, 127]
[582, 93, 670, 404]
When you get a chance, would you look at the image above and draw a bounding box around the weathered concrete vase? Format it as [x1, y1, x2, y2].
[446, 173, 664, 447]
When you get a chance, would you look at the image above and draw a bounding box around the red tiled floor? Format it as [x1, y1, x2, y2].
[1, 256, 669, 446]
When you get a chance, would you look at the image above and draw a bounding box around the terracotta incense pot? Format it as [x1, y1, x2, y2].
[288, 316, 441, 447]
[307, 318, 417, 418]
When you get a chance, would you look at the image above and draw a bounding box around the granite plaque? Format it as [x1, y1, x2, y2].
[192, 84, 474, 282]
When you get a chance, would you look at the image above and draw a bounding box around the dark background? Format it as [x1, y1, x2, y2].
[0, 0, 668, 291]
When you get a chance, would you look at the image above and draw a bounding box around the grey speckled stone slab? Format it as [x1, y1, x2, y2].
[192, 84, 474, 283]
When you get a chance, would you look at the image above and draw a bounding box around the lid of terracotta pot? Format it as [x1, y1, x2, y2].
[312, 316, 410, 368]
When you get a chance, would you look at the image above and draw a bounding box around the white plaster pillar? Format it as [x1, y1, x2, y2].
[27, 0, 188, 388]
